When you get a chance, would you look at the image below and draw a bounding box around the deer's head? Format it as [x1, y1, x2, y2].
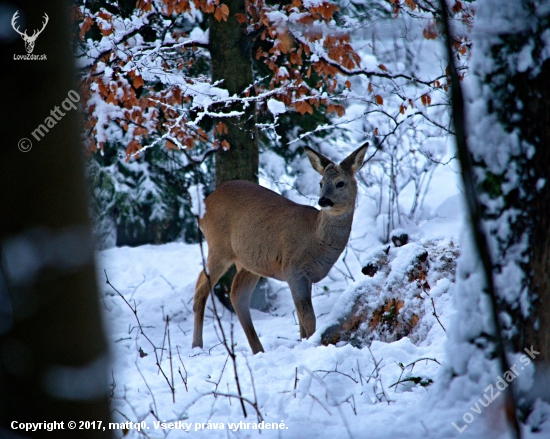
[305, 143, 369, 216]
[12, 11, 49, 54]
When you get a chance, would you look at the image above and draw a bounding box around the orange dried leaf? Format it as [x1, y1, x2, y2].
[420, 93, 432, 106]
[99, 24, 113, 36]
[378, 64, 388, 72]
[375, 94, 383, 105]
[405, 0, 416, 10]
[166, 139, 178, 150]
[79, 17, 94, 40]
[133, 75, 144, 89]
[221, 140, 230, 150]
[176, 0, 191, 13]
[219, 4, 229, 16]
[290, 52, 302, 65]
[215, 122, 228, 135]
[97, 11, 111, 21]
[279, 32, 294, 54]
[236, 13, 247, 24]
[214, 4, 229, 21]
[368, 82, 373, 93]
[125, 139, 142, 162]
[138, 0, 153, 11]
[374, 127, 379, 135]
[327, 104, 345, 117]
[294, 100, 313, 115]
[423, 22, 438, 40]
[202, 2, 215, 13]
[345, 80, 351, 89]
[297, 15, 315, 26]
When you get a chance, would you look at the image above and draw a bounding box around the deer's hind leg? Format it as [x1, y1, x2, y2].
[230, 267, 262, 354]
[192, 254, 233, 349]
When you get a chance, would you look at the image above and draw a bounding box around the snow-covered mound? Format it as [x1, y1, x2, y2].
[318, 238, 459, 347]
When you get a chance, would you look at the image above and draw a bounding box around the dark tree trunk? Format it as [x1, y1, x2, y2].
[0, 1, 111, 437]
[209, 0, 259, 186]
[464, 5, 550, 412]
[440, 1, 550, 427]
[519, 60, 550, 368]
[208, 1, 268, 310]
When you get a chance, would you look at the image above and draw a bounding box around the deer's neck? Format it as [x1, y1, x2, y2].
[316, 207, 354, 253]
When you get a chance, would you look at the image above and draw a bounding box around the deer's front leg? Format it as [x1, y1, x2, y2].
[288, 276, 315, 339]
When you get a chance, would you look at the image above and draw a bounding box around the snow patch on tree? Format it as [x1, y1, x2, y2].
[188, 184, 206, 219]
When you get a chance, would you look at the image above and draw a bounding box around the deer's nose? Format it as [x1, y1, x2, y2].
[319, 197, 334, 207]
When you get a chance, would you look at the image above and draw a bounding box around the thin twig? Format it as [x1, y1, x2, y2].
[356, 359, 364, 387]
[206, 355, 229, 394]
[306, 369, 354, 439]
[390, 357, 440, 391]
[430, 298, 446, 332]
[245, 356, 262, 423]
[176, 347, 188, 392]
[207, 392, 264, 421]
[167, 316, 175, 403]
[135, 361, 159, 417]
[314, 369, 358, 384]
[104, 270, 175, 397]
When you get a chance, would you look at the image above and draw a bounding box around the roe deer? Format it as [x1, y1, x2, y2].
[192, 143, 369, 354]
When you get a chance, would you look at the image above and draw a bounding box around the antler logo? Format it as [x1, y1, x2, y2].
[11, 11, 49, 54]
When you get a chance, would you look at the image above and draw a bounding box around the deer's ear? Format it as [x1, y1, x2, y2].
[305, 147, 334, 175]
[340, 142, 369, 174]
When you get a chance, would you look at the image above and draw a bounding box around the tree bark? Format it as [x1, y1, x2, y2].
[520, 60, 550, 368]
[209, 0, 259, 186]
[209, 0, 267, 310]
[440, 0, 550, 428]
[0, 1, 111, 437]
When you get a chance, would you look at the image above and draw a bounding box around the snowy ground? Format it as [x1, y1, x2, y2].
[95, 159, 543, 439]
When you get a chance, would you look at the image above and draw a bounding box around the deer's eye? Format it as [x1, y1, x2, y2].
[336, 181, 345, 188]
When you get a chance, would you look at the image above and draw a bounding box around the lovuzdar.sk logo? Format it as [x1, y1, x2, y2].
[12, 10, 48, 61]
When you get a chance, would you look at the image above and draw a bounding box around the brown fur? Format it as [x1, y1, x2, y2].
[192, 143, 369, 354]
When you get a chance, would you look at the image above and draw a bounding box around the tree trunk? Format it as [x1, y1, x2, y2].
[0, 1, 111, 436]
[443, 0, 550, 426]
[209, 1, 268, 311]
[519, 59, 550, 390]
[209, 0, 259, 186]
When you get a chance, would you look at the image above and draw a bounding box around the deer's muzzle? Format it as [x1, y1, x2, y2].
[318, 197, 334, 208]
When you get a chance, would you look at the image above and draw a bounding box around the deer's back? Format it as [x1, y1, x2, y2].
[200, 180, 320, 279]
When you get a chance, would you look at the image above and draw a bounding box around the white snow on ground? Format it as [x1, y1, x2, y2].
[95, 160, 547, 439]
